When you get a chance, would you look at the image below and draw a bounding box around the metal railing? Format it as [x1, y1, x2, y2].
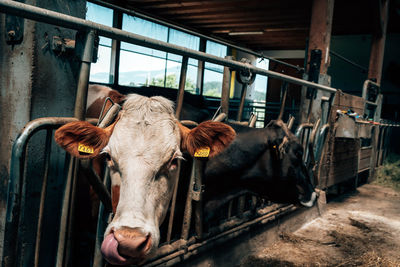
[1, 1, 399, 267]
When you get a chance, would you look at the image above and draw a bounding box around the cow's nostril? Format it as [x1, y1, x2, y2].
[113, 227, 152, 259]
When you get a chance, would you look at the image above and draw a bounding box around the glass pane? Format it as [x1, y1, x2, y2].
[165, 60, 180, 89]
[167, 29, 199, 67]
[203, 69, 223, 97]
[119, 50, 166, 86]
[186, 65, 198, 94]
[86, 3, 113, 46]
[205, 40, 227, 73]
[253, 59, 270, 101]
[121, 14, 168, 58]
[90, 44, 111, 83]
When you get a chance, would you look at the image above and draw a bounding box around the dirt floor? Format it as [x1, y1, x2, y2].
[240, 184, 400, 267]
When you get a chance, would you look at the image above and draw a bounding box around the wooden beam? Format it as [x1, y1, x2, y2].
[307, 0, 334, 74]
[169, 8, 310, 20]
[368, 0, 389, 84]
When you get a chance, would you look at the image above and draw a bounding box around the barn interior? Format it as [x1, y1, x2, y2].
[1, 0, 400, 266]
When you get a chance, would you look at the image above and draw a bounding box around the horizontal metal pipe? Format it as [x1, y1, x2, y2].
[90, 0, 304, 72]
[145, 204, 297, 267]
[0, 0, 337, 93]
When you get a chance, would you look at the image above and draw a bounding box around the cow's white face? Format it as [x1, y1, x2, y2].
[101, 95, 182, 264]
[54, 94, 235, 265]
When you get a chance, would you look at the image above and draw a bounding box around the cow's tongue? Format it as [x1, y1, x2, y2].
[101, 233, 132, 265]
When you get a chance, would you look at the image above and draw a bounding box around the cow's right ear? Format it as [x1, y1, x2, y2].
[178, 121, 236, 158]
[54, 121, 116, 158]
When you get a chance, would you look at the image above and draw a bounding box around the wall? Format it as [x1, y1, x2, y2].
[0, 0, 85, 264]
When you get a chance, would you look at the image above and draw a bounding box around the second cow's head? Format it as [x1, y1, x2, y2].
[54, 94, 235, 265]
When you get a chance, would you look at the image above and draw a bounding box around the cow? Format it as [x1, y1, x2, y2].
[55, 93, 236, 265]
[55, 85, 316, 265]
[203, 120, 317, 220]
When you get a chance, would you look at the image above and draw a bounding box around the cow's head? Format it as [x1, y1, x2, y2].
[55, 94, 235, 265]
[266, 120, 317, 208]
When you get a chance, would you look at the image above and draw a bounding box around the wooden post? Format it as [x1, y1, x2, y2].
[368, 0, 389, 84]
[307, 0, 334, 74]
[221, 56, 232, 116]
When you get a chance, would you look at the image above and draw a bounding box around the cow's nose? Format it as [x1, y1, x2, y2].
[101, 227, 152, 265]
[115, 227, 152, 259]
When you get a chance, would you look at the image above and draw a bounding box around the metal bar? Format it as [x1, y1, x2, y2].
[3, 117, 97, 267]
[146, 205, 297, 267]
[278, 82, 288, 120]
[93, 167, 111, 267]
[74, 30, 95, 119]
[110, 9, 122, 85]
[79, 161, 112, 212]
[329, 50, 368, 73]
[236, 83, 247, 121]
[0, 0, 337, 93]
[181, 160, 196, 240]
[166, 161, 181, 243]
[34, 129, 52, 267]
[89, 0, 304, 72]
[295, 123, 313, 138]
[248, 114, 257, 128]
[193, 159, 205, 239]
[61, 30, 96, 267]
[213, 113, 227, 122]
[287, 116, 295, 130]
[56, 156, 75, 267]
[307, 119, 321, 173]
[175, 56, 188, 119]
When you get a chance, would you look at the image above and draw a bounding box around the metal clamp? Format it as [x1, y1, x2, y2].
[192, 184, 205, 201]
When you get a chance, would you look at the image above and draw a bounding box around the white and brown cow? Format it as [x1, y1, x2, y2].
[54, 92, 235, 265]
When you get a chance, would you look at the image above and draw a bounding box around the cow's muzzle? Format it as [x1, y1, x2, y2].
[101, 227, 152, 265]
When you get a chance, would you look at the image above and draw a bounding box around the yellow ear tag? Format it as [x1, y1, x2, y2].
[194, 147, 210, 158]
[78, 143, 94, 154]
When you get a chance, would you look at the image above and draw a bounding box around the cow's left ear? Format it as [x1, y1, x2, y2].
[54, 121, 116, 158]
[178, 121, 236, 157]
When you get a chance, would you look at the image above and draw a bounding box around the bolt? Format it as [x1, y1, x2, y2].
[8, 30, 16, 39]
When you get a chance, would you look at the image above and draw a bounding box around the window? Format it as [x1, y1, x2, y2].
[86, 1, 234, 97]
[253, 58, 269, 101]
[167, 29, 200, 93]
[203, 41, 227, 97]
[86, 2, 113, 83]
[119, 14, 168, 86]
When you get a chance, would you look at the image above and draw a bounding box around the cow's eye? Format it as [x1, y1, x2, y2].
[104, 153, 111, 161]
[168, 151, 183, 171]
[169, 158, 179, 171]
[295, 150, 303, 159]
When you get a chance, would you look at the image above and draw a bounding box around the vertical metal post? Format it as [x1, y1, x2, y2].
[175, 56, 188, 119]
[34, 129, 52, 267]
[56, 30, 95, 267]
[181, 160, 196, 240]
[278, 82, 288, 120]
[110, 10, 122, 85]
[237, 83, 248, 121]
[196, 38, 206, 95]
[93, 168, 111, 267]
[193, 159, 205, 239]
[166, 161, 181, 243]
[221, 56, 232, 116]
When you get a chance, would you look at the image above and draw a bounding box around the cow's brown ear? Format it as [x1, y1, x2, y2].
[54, 121, 116, 158]
[179, 121, 236, 158]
